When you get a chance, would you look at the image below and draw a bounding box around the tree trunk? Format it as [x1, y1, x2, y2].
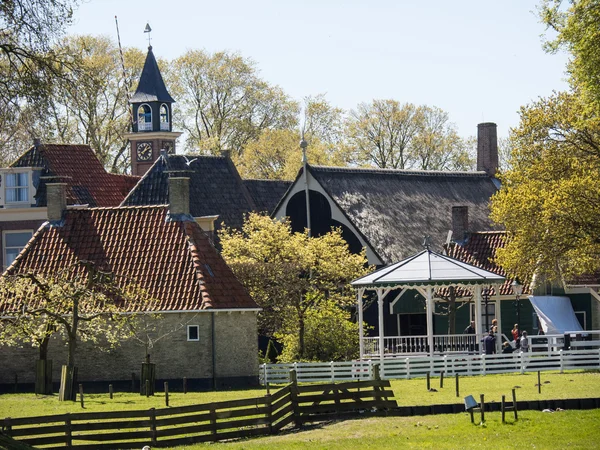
[140, 362, 156, 396]
[59, 365, 77, 401]
[35, 359, 53, 395]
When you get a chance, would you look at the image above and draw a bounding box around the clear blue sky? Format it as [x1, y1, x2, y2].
[68, 0, 569, 139]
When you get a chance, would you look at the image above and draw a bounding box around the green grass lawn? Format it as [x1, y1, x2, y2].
[160, 409, 600, 450]
[0, 371, 598, 419]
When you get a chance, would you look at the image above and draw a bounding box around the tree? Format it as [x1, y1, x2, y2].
[0, 260, 151, 400]
[490, 91, 600, 282]
[346, 100, 472, 170]
[219, 213, 369, 359]
[44, 35, 145, 173]
[169, 50, 298, 154]
[275, 300, 362, 362]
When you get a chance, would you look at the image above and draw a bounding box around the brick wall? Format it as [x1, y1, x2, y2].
[0, 311, 258, 388]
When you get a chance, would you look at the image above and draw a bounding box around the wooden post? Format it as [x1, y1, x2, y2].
[289, 369, 301, 428]
[469, 408, 474, 423]
[265, 393, 273, 434]
[183, 377, 187, 394]
[440, 370, 444, 388]
[79, 384, 84, 408]
[164, 382, 169, 407]
[373, 363, 381, 381]
[148, 408, 157, 447]
[455, 374, 459, 397]
[109, 384, 113, 400]
[501, 395, 506, 423]
[426, 372, 430, 390]
[3, 418, 12, 436]
[146, 380, 150, 398]
[512, 388, 518, 420]
[210, 405, 218, 440]
[538, 371, 541, 394]
[64, 413, 72, 448]
[480, 394, 485, 423]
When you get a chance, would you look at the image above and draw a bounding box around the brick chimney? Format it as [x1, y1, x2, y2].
[477, 122, 499, 176]
[46, 182, 67, 222]
[169, 176, 190, 216]
[220, 150, 231, 159]
[452, 206, 468, 243]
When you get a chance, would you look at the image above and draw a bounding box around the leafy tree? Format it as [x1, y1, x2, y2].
[346, 100, 471, 170]
[169, 50, 298, 154]
[219, 213, 368, 359]
[276, 300, 362, 362]
[490, 91, 600, 282]
[0, 260, 151, 399]
[43, 35, 145, 173]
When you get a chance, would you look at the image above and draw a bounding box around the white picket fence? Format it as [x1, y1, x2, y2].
[259, 349, 600, 385]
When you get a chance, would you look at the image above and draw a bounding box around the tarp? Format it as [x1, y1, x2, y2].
[528, 296, 583, 334]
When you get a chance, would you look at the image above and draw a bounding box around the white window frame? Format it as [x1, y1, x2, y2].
[3, 229, 33, 269]
[160, 104, 169, 131]
[574, 311, 587, 330]
[1, 169, 34, 208]
[138, 103, 152, 131]
[187, 324, 200, 341]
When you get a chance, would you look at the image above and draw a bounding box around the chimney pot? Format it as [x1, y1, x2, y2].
[169, 177, 190, 216]
[220, 150, 230, 158]
[452, 206, 469, 243]
[477, 122, 499, 176]
[46, 183, 67, 222]
[33, 138, 41, 147]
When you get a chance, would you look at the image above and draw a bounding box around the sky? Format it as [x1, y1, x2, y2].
[67, 0, 570, 139]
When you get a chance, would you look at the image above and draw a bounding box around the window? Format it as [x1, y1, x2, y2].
[3, 230, 33, 269]
[187, 325, 199, 341]
[160, 104, 169, 130]
[138, 104, 152, 131]
[5, 172, 29, 203]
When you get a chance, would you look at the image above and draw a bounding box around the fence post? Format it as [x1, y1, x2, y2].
[3, 418, 11, 437]
[289, 369, 301, 428]
[109, 384, 113, 399]
[164, 382, 169, 407]
[373, 363, 381, 381]
[263, 363, 268, 386]
[405, 358, 410, 379]
[482, 354, 486, 376]
[149, 408, 157, 447]
[64, 413, 72, 448]
[480, 394, 485, 423]
[501, 395, 506, 423]
[455, 374, 459, 397]
[559, 349, 564, 373]
[520, 351, 525, 374]
[443, 355, 448, 375]
[265, 393, 273, 434]
[426, 372, 430, 390]
[209, 405, 218, 440]
[512, 388, 518, 420]
[79, 384, 84, 409]
[440, 370, 444, 389]
[183, 377, 187, 394]
[368, 360, 373, 380]
[330, 361, 334, 382]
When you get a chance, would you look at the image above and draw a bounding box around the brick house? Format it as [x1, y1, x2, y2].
[0, 177, 260, 391]
[0, 143, 138, 271]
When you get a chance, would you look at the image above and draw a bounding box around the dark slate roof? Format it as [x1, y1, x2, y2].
[306, 165, 501, 264]
[11, 144, 138, 207]
[243, 179, 292, 214]
[122, 154, 258, 229]
[130, 46, 175, 104]
[2, 205, 258, 312]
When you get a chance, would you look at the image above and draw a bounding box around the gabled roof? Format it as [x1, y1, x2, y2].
[2, 205, 258, 312]
[295, 165, 500, 264]
[352, 248, 505, 288]
[11, 144, 138, 207]
[445, 231, 527, 296]
[243, 179, 292, 214]
[122, 154, 278, 228]
[130, 46, 175, 104]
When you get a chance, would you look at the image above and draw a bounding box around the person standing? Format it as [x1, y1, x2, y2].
[512, 324, 520, 349]
[464, 321, 475, 334]
[520, 331, 529, 352]
[483, 331, 496, 355]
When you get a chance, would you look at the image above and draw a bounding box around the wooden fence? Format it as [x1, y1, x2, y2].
[260, 349, 600, 384]
[2, 377, 395, 449]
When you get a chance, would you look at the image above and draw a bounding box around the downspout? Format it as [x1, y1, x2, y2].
[301, 136, 311, 237]
[212, 311, 217, 390]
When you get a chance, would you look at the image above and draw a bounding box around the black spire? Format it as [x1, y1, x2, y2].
[130, 46, 175, 104]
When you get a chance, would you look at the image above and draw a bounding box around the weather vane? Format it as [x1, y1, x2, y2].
[144, 22, 152, 46]
[422, 235, 431, 250]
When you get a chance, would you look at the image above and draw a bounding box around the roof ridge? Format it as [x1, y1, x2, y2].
[311, 165, 490, 177]
[243, 178, 292, 183]
[69, 204, 169, 212]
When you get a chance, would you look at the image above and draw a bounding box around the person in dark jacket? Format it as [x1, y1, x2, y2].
[464, 321, 476, 334]
[482, 331, 496, 355]
[502, 342, 515, 354]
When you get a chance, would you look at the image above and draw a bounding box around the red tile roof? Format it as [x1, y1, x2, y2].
[444, 231, 529, 296]
[2, 205, 258, 312]
[12, 144, 139, 207]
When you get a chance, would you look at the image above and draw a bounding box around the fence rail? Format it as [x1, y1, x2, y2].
[2, 378, 394, 449]
[259, 349, 600, 384]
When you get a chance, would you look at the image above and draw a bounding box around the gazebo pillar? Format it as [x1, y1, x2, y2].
[357, 288, 365, 360]
[377, 288, 385, 361]
[426, 286, 434, 355]
[474, 285, 483, 338]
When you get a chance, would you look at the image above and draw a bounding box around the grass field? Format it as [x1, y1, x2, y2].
[0, 370, 598, 419]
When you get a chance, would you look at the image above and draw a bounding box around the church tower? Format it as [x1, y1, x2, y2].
[125, 45, 182, 176]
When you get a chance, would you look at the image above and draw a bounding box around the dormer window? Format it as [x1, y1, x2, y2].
[6, 172, 29, 203]
[160, 104, 169, 131]
[138, 104, 152, 131]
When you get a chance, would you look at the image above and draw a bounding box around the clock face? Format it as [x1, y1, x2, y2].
[161, 140, 175, 154]
[136, 141, 153, 161]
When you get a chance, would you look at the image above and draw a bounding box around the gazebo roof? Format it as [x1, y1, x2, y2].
[351, 248, 505, 288]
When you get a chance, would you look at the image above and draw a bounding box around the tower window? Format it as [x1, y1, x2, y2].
[160, 104, 169, 131]
[138, 104, 152, 131]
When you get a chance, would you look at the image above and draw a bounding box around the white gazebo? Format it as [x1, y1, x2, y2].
[351, 247, 506, 360]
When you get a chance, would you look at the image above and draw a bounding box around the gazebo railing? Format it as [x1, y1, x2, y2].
[363, 334, 479, 356]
